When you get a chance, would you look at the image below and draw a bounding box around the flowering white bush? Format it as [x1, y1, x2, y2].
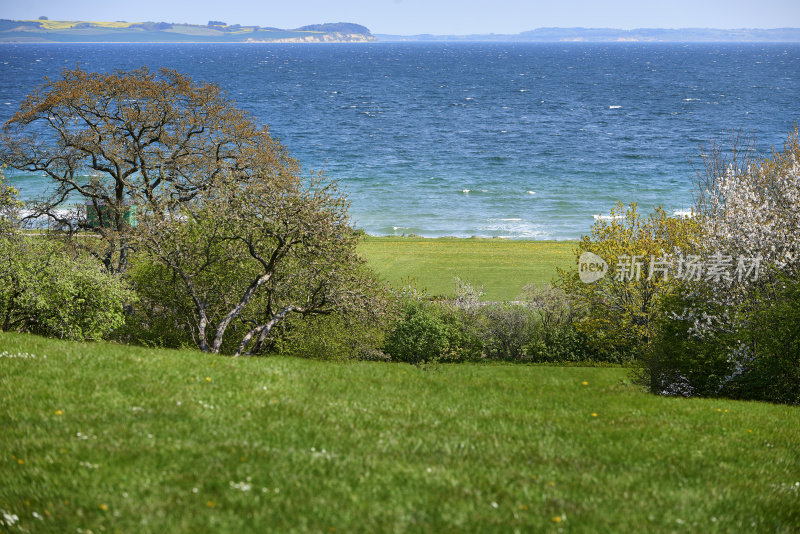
[641, 128, 800, 404]
[697, 128, 800, 281]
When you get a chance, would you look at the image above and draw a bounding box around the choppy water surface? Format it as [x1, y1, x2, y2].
[1, 42, 799, 238]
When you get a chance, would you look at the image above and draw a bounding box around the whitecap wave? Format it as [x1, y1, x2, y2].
[484, 218, 548, 238]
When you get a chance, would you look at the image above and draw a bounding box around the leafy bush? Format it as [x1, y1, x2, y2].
[385, 282, 625, 365]
[111, 257, 197, 349]
[385, 302, 455, 364]
[0, 237, 134, 340]
[640, 273, 800, 404]
[730, 273, 800, 404]
[272, 310, 394, 361]
[640, 128, 800, 404]
[557, 202, 698, 358]
[0, 172, 133, 341]
[121, 252, 399, 358]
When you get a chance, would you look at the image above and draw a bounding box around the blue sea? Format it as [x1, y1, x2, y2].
[1, 42, 799, 239]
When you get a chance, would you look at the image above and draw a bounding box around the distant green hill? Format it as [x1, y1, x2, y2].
[0, 19, 376, 43]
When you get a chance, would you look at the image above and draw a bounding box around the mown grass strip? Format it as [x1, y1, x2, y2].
[358, 236, 578, 300]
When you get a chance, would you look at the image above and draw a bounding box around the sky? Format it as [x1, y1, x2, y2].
[1, 0, 800, 35]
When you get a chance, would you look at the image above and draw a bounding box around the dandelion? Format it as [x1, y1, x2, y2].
[591, 412, 598, 417]
[17, 459, 24, 465]
[581, 381, 588, 386]
[205, 377, 211, 382]
[519, 505, 529, 510]
[55, 410, 63, 415]
[99, 504, 108, 511]
[552, 516, 562, 523]
[206, 501, 216, 508]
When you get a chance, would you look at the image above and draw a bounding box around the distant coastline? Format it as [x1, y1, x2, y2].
[0, 19, 376, 43]
[2, 19, 799, 43]
[378, 27, 800, 43]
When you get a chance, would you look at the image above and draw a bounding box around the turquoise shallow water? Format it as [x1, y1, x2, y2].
[1, 42, 799, 238]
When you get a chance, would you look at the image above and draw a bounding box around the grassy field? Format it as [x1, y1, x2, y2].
[358, 236, 577, 300]
[1, 331, 798, 532]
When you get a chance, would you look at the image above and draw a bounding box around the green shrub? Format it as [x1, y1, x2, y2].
[272, 311, 392, 361]
[385, 302, 455, 364]
[556, 203, 698, 358]
[0, 237, 134, 340]
[728, 274, 800, 404]
[638, 275, 800, 404]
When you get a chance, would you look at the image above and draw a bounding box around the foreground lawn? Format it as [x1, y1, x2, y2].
[358, 236, 577, 300]
[1, 332, 798, 533]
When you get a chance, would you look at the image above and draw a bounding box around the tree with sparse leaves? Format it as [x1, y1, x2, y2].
[0, 67, 293, 273]
[131, 171, 393, 356]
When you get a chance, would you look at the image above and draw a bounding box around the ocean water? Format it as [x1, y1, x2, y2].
[1, 42, 799, 239]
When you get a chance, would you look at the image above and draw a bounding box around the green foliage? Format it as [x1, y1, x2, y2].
[385, 282, 623, 364]
[640, 274, 800, 404]
[0, 168, 22, 234]
[112, 256, 198, 349]
[476, 304, 537, 360]
[385, 302, 455, 364]
[557, 202, 698, 357]
[636, 292, 731, 397]
[0, 173, 132, 341]
[519, 285, 595, 363]
[732, 273, 800, 404]
[273, 311, 393, 361]
[640, 128, 800, 405]
[0, 237, 134, 340]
